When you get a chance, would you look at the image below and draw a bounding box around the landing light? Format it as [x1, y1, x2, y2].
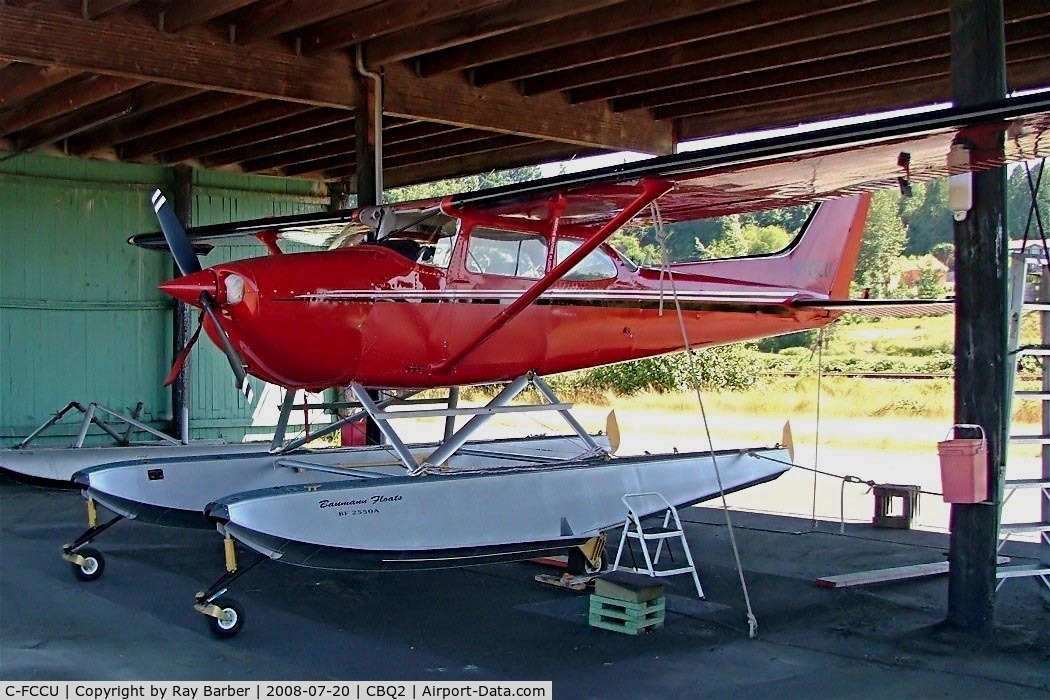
[224, 274, 245, 305]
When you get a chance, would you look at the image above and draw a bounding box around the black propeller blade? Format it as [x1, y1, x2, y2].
[199, 292, 254, 403]
[152, 189, 253, 402]
[151, 189, 202, 277]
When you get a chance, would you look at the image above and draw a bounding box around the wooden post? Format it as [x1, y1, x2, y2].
[170, 165, 194, 444]
[946, 0, 1008, 634]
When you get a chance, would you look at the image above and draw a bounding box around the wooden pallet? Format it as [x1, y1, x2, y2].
[588, 593, 665, 635]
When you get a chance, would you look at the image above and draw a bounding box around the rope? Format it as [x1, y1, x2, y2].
[749, 451, 941, 532]
[811, 328, 824, 527]
[654, 200, 760, 639]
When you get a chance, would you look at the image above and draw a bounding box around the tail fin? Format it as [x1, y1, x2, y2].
[671, 193, 871, 298]
[784, 193, 871, 297]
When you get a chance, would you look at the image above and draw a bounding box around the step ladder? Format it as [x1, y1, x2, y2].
[611, 492, 704, 598]
[1000, 245, 1050, 592]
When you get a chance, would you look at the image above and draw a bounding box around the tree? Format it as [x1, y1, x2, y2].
[385, 165, 542, 203]
[854, 190, 908, 295]
[1007, 160, 1050, 242]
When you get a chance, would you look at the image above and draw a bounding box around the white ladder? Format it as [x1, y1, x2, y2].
[999, 246, 1050, 592]
[611, 492, 704, 598]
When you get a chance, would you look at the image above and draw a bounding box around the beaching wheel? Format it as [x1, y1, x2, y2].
[71, 547, 105, 582]
[567, 545, 606, 576]
[206, 597, 245, 639]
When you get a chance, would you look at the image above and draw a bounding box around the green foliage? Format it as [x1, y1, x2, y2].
[562, 346, 759, 396]
[854, 190, 908, 295]
[384, 166, 543, 203]
[752, 329, 819, 353]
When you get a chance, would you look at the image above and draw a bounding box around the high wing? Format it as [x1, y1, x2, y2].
[130, 93, 1050, 254]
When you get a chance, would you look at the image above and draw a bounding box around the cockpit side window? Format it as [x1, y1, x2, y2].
[465, 227, 547, 279]
[555, 239, 618, 281]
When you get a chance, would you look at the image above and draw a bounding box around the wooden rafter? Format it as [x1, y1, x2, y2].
[163, 0, 259, 33]
[481, 0, 870, 89]
[188, 112, 355, 165]
[0, 5, 362, 109]
[302, 0, 507, 56]
[82, 0, 142, 20]
[420, 0, 743, 78]
[519, 0, 943, 97]
[610, 17, 1050, 114]
[120, 101, 311, 160]
[656, 41, 1050, 121]
[677, 54, 1050, 140]
[0, 63, 81, 109]
[382, 63, 672, 154]
[236, 0, 378, 43]
[360, 0, 619, 66]
[0, 74, 144, 137]
[68, 88, 239, 155]
[379, 141, 600, 188]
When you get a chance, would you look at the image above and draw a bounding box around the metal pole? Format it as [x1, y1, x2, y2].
[353, 57, 384, 445]
[946, 0, 1008, 634]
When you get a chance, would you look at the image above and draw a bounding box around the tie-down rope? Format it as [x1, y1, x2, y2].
[652, 200, 760, 639]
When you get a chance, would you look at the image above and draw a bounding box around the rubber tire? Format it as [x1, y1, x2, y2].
[71, 547, 105, 582]
[567, 545, 606, 576]
[206, 598, 245, 640]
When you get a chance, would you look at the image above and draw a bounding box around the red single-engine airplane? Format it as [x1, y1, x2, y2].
[134, 96, 1048, 398]
[58, 94, 1049, 641]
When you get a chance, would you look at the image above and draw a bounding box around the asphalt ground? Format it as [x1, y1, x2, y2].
[2, 474, 1048, 698]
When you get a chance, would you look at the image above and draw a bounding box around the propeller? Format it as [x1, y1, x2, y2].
[152, 189, 254, 403]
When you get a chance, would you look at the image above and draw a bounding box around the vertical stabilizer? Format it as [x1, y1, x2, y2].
[784, 193, 871, 297]
[669, 193, 871, 299]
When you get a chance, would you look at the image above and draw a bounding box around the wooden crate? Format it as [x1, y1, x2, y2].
[588, 593, 665, 635]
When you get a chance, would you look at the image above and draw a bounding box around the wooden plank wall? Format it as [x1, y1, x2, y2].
[0, 153, 326, 445]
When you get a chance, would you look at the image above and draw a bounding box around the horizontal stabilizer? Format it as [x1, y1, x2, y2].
[791, 298, 955, 318]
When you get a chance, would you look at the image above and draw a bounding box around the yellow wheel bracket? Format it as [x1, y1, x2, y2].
[223, 536, 238, 573]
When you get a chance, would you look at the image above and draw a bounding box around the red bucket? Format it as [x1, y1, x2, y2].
[937, 425, 987, 503]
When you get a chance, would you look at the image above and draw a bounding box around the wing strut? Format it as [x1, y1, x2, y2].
[435, 178, 672, 373]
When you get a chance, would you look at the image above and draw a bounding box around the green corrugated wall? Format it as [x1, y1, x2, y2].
[0, 153, 328, 446]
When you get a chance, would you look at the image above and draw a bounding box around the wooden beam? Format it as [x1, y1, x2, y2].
[382, 63, 672, 154]
[120, 101, 311, 160]
[946, 0, 1007, 638]
[420, 0, 737, 78]
[241, 137, 355, 172]
[617, 20, 1049, 114]
[0, 74, 144, 137]
[82, 0, 142, 20]
[520, 0, 943, 97]
[0, 63, 81, 109]
[191, 112, 354, 166]
[675, 54, 1050, 140]
[485, 0, 871, 90]
[162, 0, 258, 33]
[576, 0, 1048, 106]
[0, 5, 361, 109]
[378, 141, 602, 189]
[237, 0, 377, 43]
[302, 0, 507, 56]
[68, 88, 241, 155]
[15, 89, 142, 151]
[658, 42, 1050, 121]
[360, 0, 608, 66]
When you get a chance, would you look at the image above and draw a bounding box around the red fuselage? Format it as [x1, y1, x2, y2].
[161, 194, 869, 391]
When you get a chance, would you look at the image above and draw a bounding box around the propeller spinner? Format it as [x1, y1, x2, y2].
[152, 189, 254, 402]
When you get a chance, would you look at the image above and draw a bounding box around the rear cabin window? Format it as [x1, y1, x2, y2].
[555, 239, 617, 281]
[466, 227, 547, 279]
